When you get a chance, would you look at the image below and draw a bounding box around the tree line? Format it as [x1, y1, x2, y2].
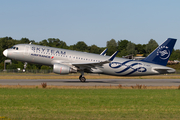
[0, 37, 179, 70]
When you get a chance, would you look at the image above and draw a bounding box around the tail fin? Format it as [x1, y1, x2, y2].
[141, 38, 177, 66]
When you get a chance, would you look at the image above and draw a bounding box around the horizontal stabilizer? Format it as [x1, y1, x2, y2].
[153, 67, 175, 74]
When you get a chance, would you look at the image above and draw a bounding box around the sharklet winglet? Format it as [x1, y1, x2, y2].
[100, 48, 108, 56]
[108, 51, 119, 61]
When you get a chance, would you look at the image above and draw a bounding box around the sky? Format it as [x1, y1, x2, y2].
[0, 0, 180, 49]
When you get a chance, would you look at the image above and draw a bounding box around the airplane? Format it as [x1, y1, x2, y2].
[3, 38, 177, 82]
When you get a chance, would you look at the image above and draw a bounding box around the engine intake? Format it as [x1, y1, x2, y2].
[53, 63, 77, 74]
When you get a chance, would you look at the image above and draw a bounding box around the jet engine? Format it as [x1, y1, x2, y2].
[53, 63, 77, 74]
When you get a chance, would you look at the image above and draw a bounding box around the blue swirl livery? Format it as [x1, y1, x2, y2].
[109, 61, 147, 76]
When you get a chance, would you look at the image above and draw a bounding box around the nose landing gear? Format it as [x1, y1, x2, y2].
[23, 62, 27, 72]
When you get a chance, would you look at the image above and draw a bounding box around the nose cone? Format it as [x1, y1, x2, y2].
[3, 49, 8, 57]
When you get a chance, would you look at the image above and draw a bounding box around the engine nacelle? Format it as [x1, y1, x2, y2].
[53, 63, 77, 74]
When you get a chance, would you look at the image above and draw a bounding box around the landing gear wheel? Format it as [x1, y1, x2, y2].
[79, 75, 86, 82]
[80, 77, 86, 82]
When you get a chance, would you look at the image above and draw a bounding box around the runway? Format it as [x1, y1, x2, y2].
[0, 79, 180, 86]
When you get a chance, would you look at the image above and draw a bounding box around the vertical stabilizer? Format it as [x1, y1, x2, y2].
[141, 38, 177, 66]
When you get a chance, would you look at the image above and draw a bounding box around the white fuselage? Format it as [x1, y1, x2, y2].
[3, 44, 175, 76]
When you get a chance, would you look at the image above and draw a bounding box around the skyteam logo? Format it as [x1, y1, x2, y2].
[157, 46, 170, 60]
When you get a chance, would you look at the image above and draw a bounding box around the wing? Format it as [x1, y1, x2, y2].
[72, 51, 119, 70]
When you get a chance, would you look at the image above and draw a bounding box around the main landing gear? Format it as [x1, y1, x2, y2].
[79, 71, 86, 82]
[79, 75, 86, 82]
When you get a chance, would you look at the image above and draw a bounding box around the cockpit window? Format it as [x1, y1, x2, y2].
[11, 46, 19, 50]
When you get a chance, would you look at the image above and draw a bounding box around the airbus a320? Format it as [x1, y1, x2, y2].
[3, 38, 177, 82]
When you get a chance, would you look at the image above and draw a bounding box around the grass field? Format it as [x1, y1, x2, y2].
[0, 88, 180, 120]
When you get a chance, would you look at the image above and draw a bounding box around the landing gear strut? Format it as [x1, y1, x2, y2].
[79, 75, 86, 82]
[23, 62, 27, 72]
